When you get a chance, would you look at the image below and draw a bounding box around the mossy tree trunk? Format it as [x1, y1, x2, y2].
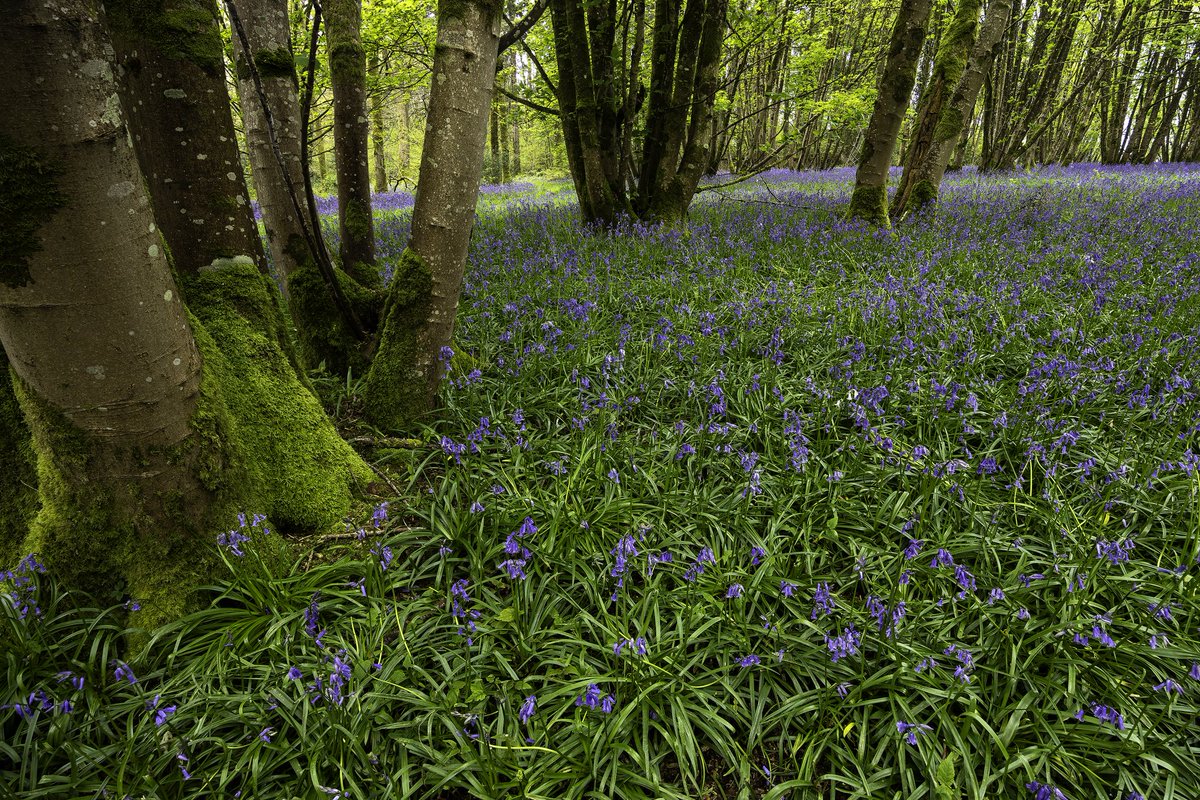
[891, 0, 981, 220]
[0, 344, 37, 568]
[0, 0, 210, 613]
[327, 0, 378, 284]
[360, 0, 500, 429]
[105, 0, 267, 276]
[232, 0, 376, 376]
[848, 0, 932, 228]
[0, 0, 370, 625]
[902, 0, 1012, 213]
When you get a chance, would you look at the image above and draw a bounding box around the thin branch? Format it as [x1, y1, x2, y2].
[499, 0, 550, 55]
[495, 84, 559, 116]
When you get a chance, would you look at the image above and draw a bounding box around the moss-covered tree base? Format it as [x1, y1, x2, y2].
[11, 257, 372, 632]
[847, 185, 891, 227]
[285, 248, 383, 378]
[0, 347, 38, 568]
[360, 249, 434, 431]
[909, 179, 939, 212]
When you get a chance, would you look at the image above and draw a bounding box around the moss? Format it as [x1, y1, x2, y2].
[360, 249, 435, 431]
[253, 46, 298, 81]
[328, 41, 366, 83]
[183, 258, 373, 531]
[910, 179, 939, 210]
[9, 258, 369, 639]
[846, 185, 890, 227]
[105, 0, 225, 73]
[0, 137, 64, 289]
[286, 248, 383, 376]
[0, 352, 38, 567]
[15, 375, 219, 637]
[933, 106, 965, 147]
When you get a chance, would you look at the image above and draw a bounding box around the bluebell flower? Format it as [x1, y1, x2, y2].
[726, 583, 743, 599]
[154, 704, 177, 727]
[904, 539, 923, 560]
[287, 666, 302, 681]
[738, 654, 761, 668]
[825, 625, 861, 662]
[576, 684, 602, 708]
[895, 720, 931, 746]
[780, 580, 796, 597]
[1153, 679, 1183, 695]
[1025, 781, 1069, 800]
[811, 582, 835, 619]
[259, 727, 274, 742]
[113, 661, 137, 685]
[750, 546, 766, 566]
[519, 695, 537, 724]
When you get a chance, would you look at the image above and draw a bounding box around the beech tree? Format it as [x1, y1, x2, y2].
[327, 0, 379, 280]
[360, 0, 502, 428]
[848, 0, 933, 226]
[0, 0, 368, 622]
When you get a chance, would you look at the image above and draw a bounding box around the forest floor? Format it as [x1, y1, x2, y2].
[6, 163, 1200, 800]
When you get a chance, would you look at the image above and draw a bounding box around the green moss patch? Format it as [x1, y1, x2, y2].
[184, 258, 373, 531]
[286, 253, 383, 377]
[360, 248, 434, 431]
[0, 350, 38, 568]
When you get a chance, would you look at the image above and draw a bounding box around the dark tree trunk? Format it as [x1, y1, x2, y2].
[849, 0, 933, 226]
[327, 0, 377, 283]
[361, 0, 501, 429]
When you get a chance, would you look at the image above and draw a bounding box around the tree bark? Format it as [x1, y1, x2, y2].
[892, 0, 982, 219]
[1, 0, 206, 606]
[105, 0, 266, 275]
[848, 0, 933, 227]
[361, 0, 500, 429]
[1, 0, 370, 622]
[902, 0, 1012, 214]
[327, 0, 378, 282]
[370, 53, 389, 193]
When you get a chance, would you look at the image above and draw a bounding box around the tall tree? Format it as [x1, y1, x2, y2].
[1, 0, 368, 620]
[230, 0, 372, 375]
[897, 0, 1013, 214]
[892, 0, 983, 218]
[848, 0, 933, 226]
[549, 0, 728, 223]
[360, 0, 501, 427]
[327, 0, 379, 281]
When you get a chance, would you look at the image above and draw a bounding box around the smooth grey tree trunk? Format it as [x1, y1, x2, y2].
[106, 0, 266, 275]
[327, 0, 378, 282]
[361, 0, 500, 428]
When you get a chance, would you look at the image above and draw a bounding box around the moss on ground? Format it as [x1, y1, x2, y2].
[360, 248, 434, 430]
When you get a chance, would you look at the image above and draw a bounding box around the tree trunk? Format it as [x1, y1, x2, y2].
[0, 344, 37, 567]
[232, 0, 309, 286]
[902, 0, 1012, 214]
[106, 0, 266, 276]
[849, 0, 933, 227]
[892, 0, 982, 218]
[327, 0, 377, 283]
[1, 0, 370, 624]
[232, 0, 373, 376]
[370, 53, 389, 193]
[360, 0, 500, 429]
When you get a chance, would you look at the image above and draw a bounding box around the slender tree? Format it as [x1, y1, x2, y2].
[848, 0, 933, 226]
[892, 0, 983, 218]
[327, 0, 378, 281]
[899, 0, 1013, 213]
[360, 0, 502, 427]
